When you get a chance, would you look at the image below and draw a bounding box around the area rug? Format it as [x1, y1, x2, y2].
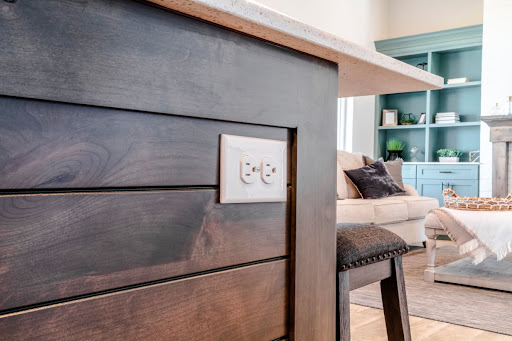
[350, 245, 512, 336]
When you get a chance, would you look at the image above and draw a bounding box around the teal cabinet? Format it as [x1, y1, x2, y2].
[402, 164, 417, 189]
[417, 179, 478, 206]
[416, 164, 479, 180]
[403, 178, 417, 188]
[416, 180, 444, 205]
[406, 164, 479, 205]
[402, 164, 417, 178]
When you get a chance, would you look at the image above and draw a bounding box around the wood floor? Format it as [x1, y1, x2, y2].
[350, 304, 512, 341]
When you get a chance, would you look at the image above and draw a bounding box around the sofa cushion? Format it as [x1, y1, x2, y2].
[337, 150, 364, 199]
[381, 195, 439, 220]
[337, 199, 375, 224]
[368, 199, 408, 225]
[344, 160, 405, 199]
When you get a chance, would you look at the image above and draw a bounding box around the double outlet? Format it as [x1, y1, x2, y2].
[220, 134, 287, 203]
[240, 155, 277, 184]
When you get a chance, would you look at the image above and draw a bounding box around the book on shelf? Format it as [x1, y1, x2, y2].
[435, 119, 460, 124]
[436, 112, 459, 116]
[435, 112, 460, 124]
[446, 77, 470, 84]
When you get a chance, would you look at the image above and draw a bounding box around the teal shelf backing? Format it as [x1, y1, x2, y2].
[374, 25, 482, 163]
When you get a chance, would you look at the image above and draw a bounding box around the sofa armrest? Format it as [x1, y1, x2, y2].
[404, 184, 419, 196]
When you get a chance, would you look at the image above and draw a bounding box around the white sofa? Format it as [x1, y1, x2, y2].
[336, 150, 439, 244]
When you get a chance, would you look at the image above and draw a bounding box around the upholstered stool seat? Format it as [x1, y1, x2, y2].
[336, 224, 411, 341]
[337, 225, 409, 271]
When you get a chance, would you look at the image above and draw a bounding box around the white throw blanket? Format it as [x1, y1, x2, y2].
[433, 208, 512, 264]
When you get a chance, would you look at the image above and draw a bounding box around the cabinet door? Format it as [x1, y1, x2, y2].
[417, 179, 444, 206]
[449, 179, 479, 197]
[417, 179, 479, 206]
[402, 165, 417, 179]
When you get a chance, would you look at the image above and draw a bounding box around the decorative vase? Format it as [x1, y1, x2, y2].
[387, 150, 403, 161]
[439, 157, 459, 163]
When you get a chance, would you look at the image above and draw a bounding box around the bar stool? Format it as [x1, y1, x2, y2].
[336, 225, 411, 341]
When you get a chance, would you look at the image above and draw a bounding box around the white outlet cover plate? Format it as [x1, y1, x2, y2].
[220, 134, 287, 203]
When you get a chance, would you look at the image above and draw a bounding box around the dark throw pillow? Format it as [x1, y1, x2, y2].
[344, 160, 406, 199]
[364, 156, 404, 189]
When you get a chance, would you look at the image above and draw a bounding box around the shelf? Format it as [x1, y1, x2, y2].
[442, 81, 481, 89]
[429, 122, 481, 128]
[378, 125, 426, 130]
[374, 26, 482, 164]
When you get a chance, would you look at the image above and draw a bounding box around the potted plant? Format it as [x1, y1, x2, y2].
[386, 138, 405, 161]
[437, 149, 462, 162]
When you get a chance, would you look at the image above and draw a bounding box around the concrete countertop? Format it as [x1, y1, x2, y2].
[148, 0, 443, 97]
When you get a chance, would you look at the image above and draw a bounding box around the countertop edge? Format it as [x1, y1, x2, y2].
[147, 0, 444, 97]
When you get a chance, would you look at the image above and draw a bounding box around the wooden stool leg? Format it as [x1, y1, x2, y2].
[337, 271, 350, 341]
[380, 257, 411, 341]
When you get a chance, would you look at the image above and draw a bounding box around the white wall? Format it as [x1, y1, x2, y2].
[479, 0, 512, 196]
[253, 0, 389, 49]
[253, 0, 484, 157]
[254, 0, 389, 155]
[386, 0, 484, 39]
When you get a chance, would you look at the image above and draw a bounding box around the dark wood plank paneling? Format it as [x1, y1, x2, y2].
[0, 0, 339, 338]
[0, 260, 289, 341]
[0, 190, 288, 310]
[0, 96, 290, 189]
[0, 0, 333, 129]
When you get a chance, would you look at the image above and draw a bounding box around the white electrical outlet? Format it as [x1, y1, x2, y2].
[260, 157, 276, 184]
[240, 155, 257, 184]
[220, 134, 287, 203]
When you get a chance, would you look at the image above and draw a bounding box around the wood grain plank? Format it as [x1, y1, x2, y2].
[292, 59, 338, 340]
[0, 190, 288, 310]
[350, 305, 512, 341]
[0, 260, 289, 341]
[0, 96, 290, 189]
[380, 257, 411, 341]
[337, 271, 351, 341]
[490, 126, 512, 142]
[0, 0, 333, 128]
[349, 260, 392, 291]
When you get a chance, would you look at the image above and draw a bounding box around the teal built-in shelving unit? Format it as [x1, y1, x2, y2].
[374, 25, 483, 162]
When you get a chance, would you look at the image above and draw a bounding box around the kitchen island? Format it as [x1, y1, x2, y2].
[0, 0, 442, 340]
